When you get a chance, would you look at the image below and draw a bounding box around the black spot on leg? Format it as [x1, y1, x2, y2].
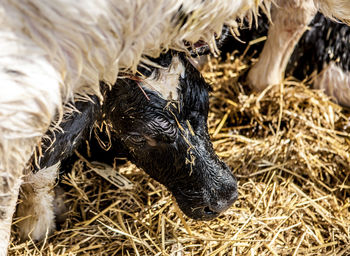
[36, 96, 101, 170]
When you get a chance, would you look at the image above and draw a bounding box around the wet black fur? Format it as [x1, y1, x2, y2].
[38, 98, 100, 169]
[37, 51, 237, 221]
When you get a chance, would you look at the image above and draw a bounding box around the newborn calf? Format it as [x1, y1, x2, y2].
[18, 51, 237, 241]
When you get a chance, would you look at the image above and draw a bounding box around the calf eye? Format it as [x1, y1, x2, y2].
[149, 116, 177, 142]
[127, 134, 145, 144]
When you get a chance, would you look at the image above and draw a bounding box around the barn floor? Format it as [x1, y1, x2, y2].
[9, 52, 350, 255]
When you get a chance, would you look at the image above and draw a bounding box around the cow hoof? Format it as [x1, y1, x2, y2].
[17, 164, 60, 241]
[17, 185, 56, 241]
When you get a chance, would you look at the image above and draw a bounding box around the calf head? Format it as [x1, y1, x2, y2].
[103, 52, 237, 220]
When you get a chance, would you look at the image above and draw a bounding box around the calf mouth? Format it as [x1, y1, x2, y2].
[184, 206, 220, 221]
[171, 183, 238, 221]
[174, 195, 238, 221]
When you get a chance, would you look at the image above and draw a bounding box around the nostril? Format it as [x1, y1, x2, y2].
[203, 206, 217, 215]
[206, 191, 237, 214]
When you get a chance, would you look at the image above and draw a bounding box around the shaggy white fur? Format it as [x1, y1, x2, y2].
[317, 0, 350, 25]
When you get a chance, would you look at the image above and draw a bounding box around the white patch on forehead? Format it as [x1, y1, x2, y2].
[141, 56, 185, 101]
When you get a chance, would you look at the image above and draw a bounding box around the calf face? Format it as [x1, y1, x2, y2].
[35, 51, 237, 223]
[102, 51, 237, 220]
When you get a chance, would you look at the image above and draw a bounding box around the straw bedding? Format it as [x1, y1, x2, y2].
[9, 51, 350, 255]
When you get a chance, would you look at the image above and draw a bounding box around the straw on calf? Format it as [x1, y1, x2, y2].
[0, 0, 349, 254]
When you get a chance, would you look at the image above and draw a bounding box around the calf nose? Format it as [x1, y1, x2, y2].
[201, 170, 238, 218]
[198, 190, 237, 220]
[172, 173, 238, 221]
[206, 189, 238, 214]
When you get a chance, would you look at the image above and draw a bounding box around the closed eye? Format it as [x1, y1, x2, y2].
[126, 134, 145, 145]
[149, 116, 177, 142]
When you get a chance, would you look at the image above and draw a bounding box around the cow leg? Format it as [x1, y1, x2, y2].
[0, 42, 63, 254]
[0, 173, 21, 256]
[0, 113, 59, 254]
[15, 94, 101, 242]
[0, 134, 46, 255]
[247, 0, 317, 91]
[313, 62, 350, 107]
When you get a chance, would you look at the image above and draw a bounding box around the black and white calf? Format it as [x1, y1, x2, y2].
[17, 51, 238, 241]
[221, 10, 350, 107]
[287, 13, 350, 107]
[245, 0, 350, 107]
